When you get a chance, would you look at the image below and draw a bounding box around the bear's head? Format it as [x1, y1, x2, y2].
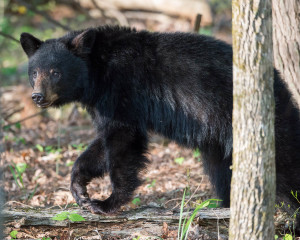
[20, 30, 95, 108]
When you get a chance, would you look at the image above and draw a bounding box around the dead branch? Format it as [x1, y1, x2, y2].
[15, 0, 71, 31]
[2, 110, 46, 129]
[194, 14, 202, 33]
[3, 107, 24, 121]
[0, 32, 19, 43]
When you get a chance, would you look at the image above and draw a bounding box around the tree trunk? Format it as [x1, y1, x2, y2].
[229, 1, 276, 239]
[0, 85, 4, 240]
[273, 0, 300, 108]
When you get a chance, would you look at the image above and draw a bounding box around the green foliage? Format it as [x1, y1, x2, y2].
[66, 161, 75, 167]
[15, 122, 21, 129]
[132, 236, 140, 240]
[36, 144, 63, 154]
[283, 234, 293, 240]
[45, 145, 62, 154]
[28, 183, 39, 201]
[199, 27, 212, 36]
[1, 66, 17, 76]
[132, 197, 141, 205]
[35, 144, 44, 152]
[52, 211, 85, 222]
[275, 191, 299, 239]
[207, 199, 222, 208]
[178, 189, 221, 240]
[193, 148, 201, 161]
[209, 0, 231, 14]
[10, 230, 18, 239]
[71, 143, 88, 151]
[147, 179, 156, 188]
[175, 157, 185, 165]
[9, 162, 28, 188]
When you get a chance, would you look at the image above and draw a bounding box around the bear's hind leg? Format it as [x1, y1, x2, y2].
[202, 152, 232, 207]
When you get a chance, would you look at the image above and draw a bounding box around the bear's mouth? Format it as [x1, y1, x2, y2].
[37, 102, 53, 108]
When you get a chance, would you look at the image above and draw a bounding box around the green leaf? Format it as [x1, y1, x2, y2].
[52, 212, 69, 221]
[15, 122, 21, 129]
[207, 199, 222, 208]
[132, 197, 141, 205]
[283, 234, 293, 240]
[274, 235, 278, 240]
[18, 137, 26, 144]
[175, 157, 185, 165]
[182, 199, 220, 239]
[133, 236, 140, 240]
[36, 144, 44, 152]
[28, 183, 39, 201]
[193, 148, 200, 158]
[147, 179, 156, 188]
[3, 125, 11, 131]
[68, 213, 86, 222]
[178, 188, 186, 239]
[66, 161, 74, 167]
[16, 162, 27, 174]
[10, 230, 18, 239]
[9, 165, 21, 188]
[1, 66, 17, 76]
[45, 146, 53, 152]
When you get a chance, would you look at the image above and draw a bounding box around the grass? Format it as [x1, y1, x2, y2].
[177, 188, 221, 240]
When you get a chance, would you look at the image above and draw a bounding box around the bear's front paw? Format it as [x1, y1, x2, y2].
[86, 198, 120, 215]
[70, 181, 91, 207]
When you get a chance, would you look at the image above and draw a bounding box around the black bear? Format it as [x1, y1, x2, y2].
[20, 26, 300, 231]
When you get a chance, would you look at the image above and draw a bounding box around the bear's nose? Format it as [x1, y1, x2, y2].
[32, 93, 45, 104]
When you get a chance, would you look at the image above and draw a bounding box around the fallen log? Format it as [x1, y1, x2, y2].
[3, 206, 291, 239]
[4, 206, 230, 238]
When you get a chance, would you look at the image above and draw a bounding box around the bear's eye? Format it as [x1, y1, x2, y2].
[33, 71, 37, 79]
[52, 71, 61, 79]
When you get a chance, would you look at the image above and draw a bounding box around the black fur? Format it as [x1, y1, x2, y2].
[20, 26, 300, 231]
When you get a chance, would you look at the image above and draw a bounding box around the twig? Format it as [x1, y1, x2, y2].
[2, 110, 46, 129]
[4, 107, 24, 120]
[194, 14, 202, 33]
[170, 179, 203, 210]
[183, 179, 203, 207]
[0, 31, 20, 43]
[15, 0, 71, 31]
[4, 200, 34, 209]
[91, 0, 106, 17]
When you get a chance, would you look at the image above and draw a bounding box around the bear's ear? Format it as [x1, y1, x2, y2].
[70, 29, 96, 55]
[20, 33, 43, 58]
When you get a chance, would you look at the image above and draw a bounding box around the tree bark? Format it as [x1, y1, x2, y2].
[273, 0, 300, 108]
[0, 76, 4, 240]
[229, 1, 276, 239]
